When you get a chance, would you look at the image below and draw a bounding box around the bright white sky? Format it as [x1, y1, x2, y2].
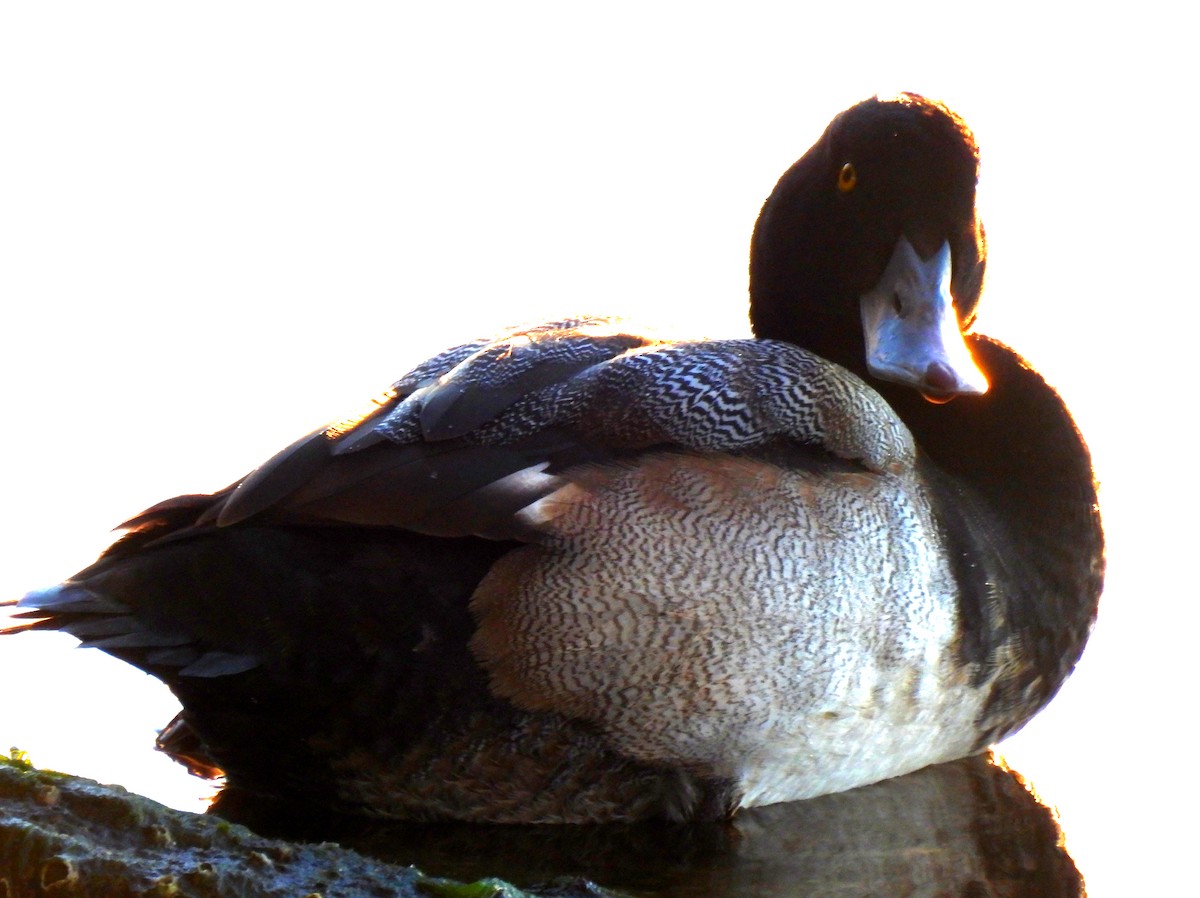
[0, 5, 1193, 895]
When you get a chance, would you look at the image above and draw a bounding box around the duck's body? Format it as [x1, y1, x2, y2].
[3, 95, 1103, 825]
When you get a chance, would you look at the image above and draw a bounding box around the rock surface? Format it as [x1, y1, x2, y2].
[0, 754, 604, 898]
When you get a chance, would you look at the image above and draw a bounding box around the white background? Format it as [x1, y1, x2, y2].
[1, 5, 1193, 895]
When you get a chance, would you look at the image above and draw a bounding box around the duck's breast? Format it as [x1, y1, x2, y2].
[471, 450, 987, 806]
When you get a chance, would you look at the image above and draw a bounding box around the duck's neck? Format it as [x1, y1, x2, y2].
[880, 337, 1104, 743]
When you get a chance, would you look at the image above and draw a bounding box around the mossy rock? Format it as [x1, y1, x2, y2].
[0, 754, 613, 898]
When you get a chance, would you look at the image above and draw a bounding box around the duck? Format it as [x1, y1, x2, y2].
[2, 94, 1104, 826]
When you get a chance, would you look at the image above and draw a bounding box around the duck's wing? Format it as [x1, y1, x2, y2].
[211, 316, 916, 540]
[1, 316, 912, 678]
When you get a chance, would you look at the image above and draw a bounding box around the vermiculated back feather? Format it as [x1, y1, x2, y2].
[209, 318, 914, 540]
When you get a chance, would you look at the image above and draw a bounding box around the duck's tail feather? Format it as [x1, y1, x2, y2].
[4, 582, 261, 678]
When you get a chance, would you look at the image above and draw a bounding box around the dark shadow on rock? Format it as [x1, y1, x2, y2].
[223, 751, 1084, 897]
[341, 753, 1084, 897]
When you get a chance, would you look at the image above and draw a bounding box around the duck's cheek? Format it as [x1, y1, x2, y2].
[860, 237, 988, 399]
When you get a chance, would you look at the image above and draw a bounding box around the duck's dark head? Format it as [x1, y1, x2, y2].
[750, 93, 988, 402]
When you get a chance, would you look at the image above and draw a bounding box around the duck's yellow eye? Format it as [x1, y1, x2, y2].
[837, 162, 857, 193]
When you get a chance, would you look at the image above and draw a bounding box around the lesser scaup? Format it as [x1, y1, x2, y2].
[3, 94, 1104, 824]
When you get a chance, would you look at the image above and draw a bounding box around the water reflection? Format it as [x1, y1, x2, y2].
[222, 752, 1082, 897]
